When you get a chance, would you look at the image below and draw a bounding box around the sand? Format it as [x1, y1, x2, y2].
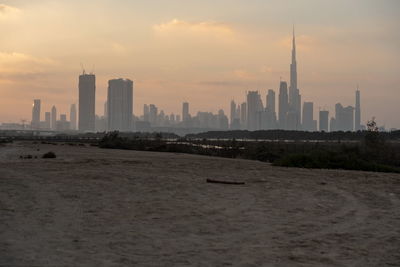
[0, 141, 399, 266]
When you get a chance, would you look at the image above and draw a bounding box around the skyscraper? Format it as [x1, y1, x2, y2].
[230, 100, 236, 125]
[319, 110, 329, 132]
[355, 88, 361, 131]
[334, 103, 354, 131]
[44, 112, 51, 130]
[288, 27, 301, 130]
[182, 102, 190, 122]
[246, 91, 263, 131]
[302, 102, 314, 131]
[70, 104, 77, 130]
[51, 105, 57, 130]
[240, 102, 247, 129]
[107, 78, 133, 131]
[266, 89, 276, 114]
[31, 99, 41, 130]
[278, 81, 289, 129]
[78, 72, 96, 132]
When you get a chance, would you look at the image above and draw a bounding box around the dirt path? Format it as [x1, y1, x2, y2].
[0, 142, 399, 266]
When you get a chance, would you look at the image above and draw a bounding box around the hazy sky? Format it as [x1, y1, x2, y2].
[0, 0, 399, 128]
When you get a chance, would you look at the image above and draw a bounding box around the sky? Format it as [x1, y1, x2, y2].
[0, 0, 399, 128]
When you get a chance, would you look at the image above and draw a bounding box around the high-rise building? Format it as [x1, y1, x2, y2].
[355, 89, 361, 131]
[266, 90, 276, 114]
[31, 99, 41, 129]
[70, 104, 77, 130]
[182, 102, 190, 122]
[334, 103, 354, 131]
[107, 78, 133, 131]
[51, 105, 57, 130]
[302, 102, 314, 131]
[44, 112, 51, 130]
[230, 100, 236, 125]
[288, 27, 301, 130]
[240, 102, 247, 129]
[78, 72, 96, 132]
[278, 81, 289, 129]
[246, 91, 263, 131]
[143, 104, 150, 122]
[149, 104, 158, 125]
[319, 110, 329, 132]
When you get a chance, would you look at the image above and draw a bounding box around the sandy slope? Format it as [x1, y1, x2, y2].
[0, 141, 399, 266]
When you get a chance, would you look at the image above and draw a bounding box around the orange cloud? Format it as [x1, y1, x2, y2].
[0, 4, 20, 20]
[153, 18, 236, 42]
[0, 52, 56, 82]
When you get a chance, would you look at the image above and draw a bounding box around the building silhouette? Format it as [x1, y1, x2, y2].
[31, 99, 41, 129]
[70, 104, 77, 130]
[319, 110, 329, 132]
[107, 78, 133, 131]
[44, 112, 51, 130]
[332, 103, 354, 131]
[51, 106, 57, 130]
[288, 27, 302, 130]
[355, 88, 361, 131]
[302, 102, 317, 131]
[246, 91, 263, 131]
[278, 81, 289, 129]
[182, 102, 190, 122]
[78, 72, 96, 132]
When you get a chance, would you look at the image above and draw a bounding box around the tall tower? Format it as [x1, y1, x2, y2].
[31, 99, 41, 130]
[78, 71, 96, 132]
[355, 88, 361, 131]
[289, 26, 301, 130]
[70, 104, 77, 130]
[278, 81, 289, 129]
[51, 105, 57, 131]
[182, 102, 189, 122]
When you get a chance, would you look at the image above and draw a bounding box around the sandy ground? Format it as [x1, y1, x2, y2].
[0, 141, 399, 267]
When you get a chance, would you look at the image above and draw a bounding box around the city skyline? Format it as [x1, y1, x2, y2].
[0, 1, 399, 128]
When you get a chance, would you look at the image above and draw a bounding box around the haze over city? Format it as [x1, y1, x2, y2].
[0, 0, 399, 129]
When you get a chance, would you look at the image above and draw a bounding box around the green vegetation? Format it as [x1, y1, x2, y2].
[98, 128, 400, 173]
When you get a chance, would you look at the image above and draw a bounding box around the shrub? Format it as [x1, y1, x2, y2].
[42, 151, 56, 159]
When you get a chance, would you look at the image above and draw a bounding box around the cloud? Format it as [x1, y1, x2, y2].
[0, 52, 56, 81]
[153, 18, 236, 42]
[0, 4, 21, 20]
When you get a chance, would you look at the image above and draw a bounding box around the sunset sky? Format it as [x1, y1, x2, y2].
[0, 0, 399, 128]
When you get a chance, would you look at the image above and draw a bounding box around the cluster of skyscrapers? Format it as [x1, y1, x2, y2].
[20, 29, 365, 133]
[228, 29, 363, 132]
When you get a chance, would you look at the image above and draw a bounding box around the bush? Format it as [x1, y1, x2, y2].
[42, 151, 56, 159]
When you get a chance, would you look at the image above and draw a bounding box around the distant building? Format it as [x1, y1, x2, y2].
[334, 103, 354, 131]
[246, 91, 263, 131]
[182, 102, 190, 122]
[288, 27, 301, 130]
[44, 112, 51, 130]
[57, 114, 70, 131]
[319, 110, 329, 132]
[78, 72, 96, 132]
[240, 102, 247, 129]
[70, 104, 77, 130]
[266, 89, 276, 114]
[107, 78, 134, 131]
[149, 104, 158, 126]
[355, 89, 361, 131]
[31, 99, 41, 130]
[302, 102, 314, 131]
[278, 81, 289, 129]
[143, 104, 150, 122]
[51, 106, 57, 131]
